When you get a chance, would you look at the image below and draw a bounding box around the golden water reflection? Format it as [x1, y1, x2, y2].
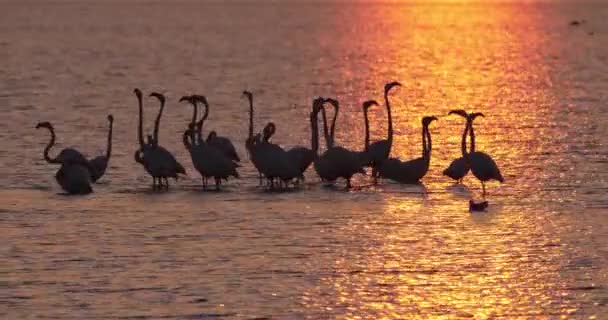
[302, 2, 592, 318]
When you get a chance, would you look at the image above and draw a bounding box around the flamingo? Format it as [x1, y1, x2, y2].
[133, 89, 185, 190]
[254, 122, 300, 189]
[365, 81, 401, 184]
[184, 95, 239, 190]
[34, 122, 89, 165]
[285, 106, 317, 183]
[89, 114, 113, 183]
[241, 91, 298, 189]
[192, 94, 241, 163]
[461, 111, 504, 197]
[242, 90, 265, 184]
[311, 97, 337, 182]
[316, 98, 366, 189]
[35, 122, 92, 194]
[180, 95, 221, 189]
[443, 110, 470, 183]
[377, 116, 438, 183]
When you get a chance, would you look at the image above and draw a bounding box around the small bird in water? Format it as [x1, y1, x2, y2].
[469, 199, 488, 212]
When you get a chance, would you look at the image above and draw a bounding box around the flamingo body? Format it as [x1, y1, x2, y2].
[443, 157, 469, 182]
[207, 133, 240, 162]
[469, 151, 504, 184]
[55, 163, 93, 194]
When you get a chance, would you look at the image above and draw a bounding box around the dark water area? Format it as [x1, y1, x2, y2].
[1, 1, 607, 318]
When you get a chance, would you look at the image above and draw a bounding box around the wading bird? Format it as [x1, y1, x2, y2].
[89, 114, 114, 182]
[443, 110, 470, 183]
[35, 122, 93, 194]
[377, 116, 438, 183]
[315, 98, 366, 189]
[133, 89, 185, 190]
[192, 94, 240, 163]
[243, 90, 265, 185]
[365, 81, 401, 184]
[186, 95, 239, 190]
[459, 111, 504, 197]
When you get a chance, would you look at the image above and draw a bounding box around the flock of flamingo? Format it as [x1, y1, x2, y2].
[35, 82, 504, 203]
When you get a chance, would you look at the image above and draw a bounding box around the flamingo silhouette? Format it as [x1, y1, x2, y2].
[459, 111, 504, 197]
[133, 89, 185, 190]
[377, 116, 438, 183]
[89, 114, 113, 183]
[191, 95, 241, 163]
[443, 110, 470, 183]
[316, 98, 366, 189]
[365, 81, 401, 184]
[243, 90, 265, 185]
[35, 122, 93, 194]
[182, 95, 239, 190]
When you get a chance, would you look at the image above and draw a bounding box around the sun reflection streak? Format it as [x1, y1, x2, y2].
[299, 2, 580, 318]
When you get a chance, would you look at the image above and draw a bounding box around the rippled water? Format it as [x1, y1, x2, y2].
[1, 1, 608, 318]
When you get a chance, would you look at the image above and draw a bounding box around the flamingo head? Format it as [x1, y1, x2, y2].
[133, 88, 142, 98]
[469, 112, 485, 121]
[422, 116, 438, 127]
[107, 114, 114, 122]
[179, 95, 193, 103]
[363, 100, 379, 111]
[448, 109, 468, 118]
[385, 81, 402, 93]
[149, 92, 165, 103]
[242, 90, 252, 100]
[263, 122, 276, 140]
[193, 95, 208, 105]
[312, 97, 324, 114]
[324, 98, 339, 110]
[187, 122, 195, 130]
[207, 131, 217, 141]
[35, 121, 52, 129]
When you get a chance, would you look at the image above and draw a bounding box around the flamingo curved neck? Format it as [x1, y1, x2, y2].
[136, 94, 144, 148]
[460, 119, 469, 157]
[197, 100, 209, 145]
[320, 106, 331, 149]
[469, 120, 476, 153]
[424, 125, 432, 160]
[106, 120, 113, 159]
[190, 102, 198, 144]
[42, 126, 59, 164]
[248, 96, 254, 140]
[311, 111, 319, 155]
[364, 108, 370, 151]
[421, 125, 427, 158]
[384, 88, 394, 152]
[153, 99, 165, 144]
[329, 105, 338, 148]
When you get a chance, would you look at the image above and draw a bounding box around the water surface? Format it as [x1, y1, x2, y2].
[1, 1, 607, 318]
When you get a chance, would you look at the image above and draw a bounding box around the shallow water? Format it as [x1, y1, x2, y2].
[1, 1, 608, 319]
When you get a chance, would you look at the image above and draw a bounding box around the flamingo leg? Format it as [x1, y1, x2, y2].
[215, 177, 221, 191]
[482, 181, 486, 198]
[258, 173, 263, 186]
[346, 178, 352, 189]
[164, 177, 169, 189]
[372, 167, 378, 185]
